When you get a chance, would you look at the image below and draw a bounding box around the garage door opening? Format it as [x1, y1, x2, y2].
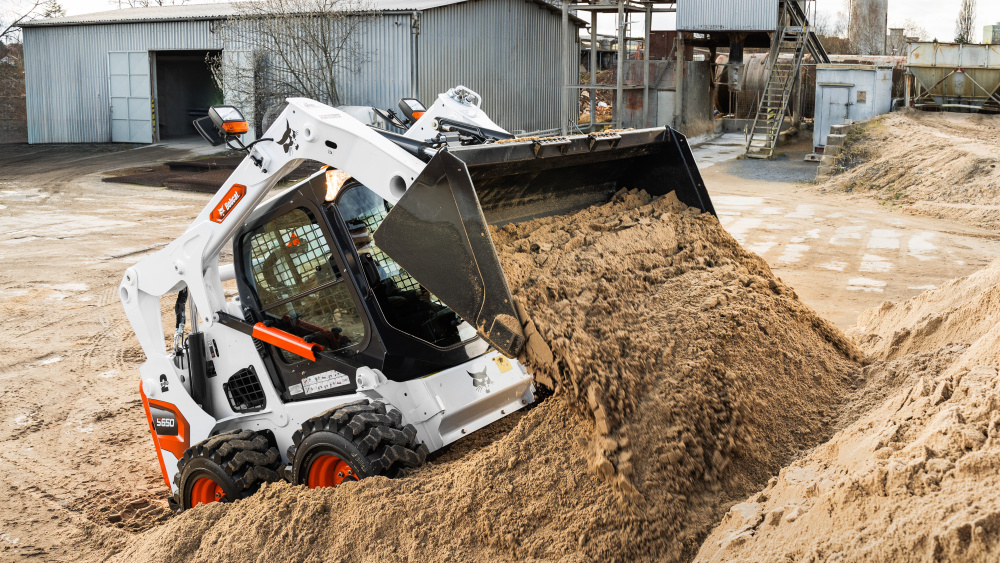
[153, 50, 223, 140]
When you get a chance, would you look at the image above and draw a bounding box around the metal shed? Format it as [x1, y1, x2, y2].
[813, 64, 893, 149]
[21, 0, 579, 144]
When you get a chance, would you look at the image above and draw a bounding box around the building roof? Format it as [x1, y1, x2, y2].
[19, 0, 506, 27]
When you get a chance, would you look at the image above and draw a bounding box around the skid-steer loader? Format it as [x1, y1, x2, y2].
[120, 86, 714, 511]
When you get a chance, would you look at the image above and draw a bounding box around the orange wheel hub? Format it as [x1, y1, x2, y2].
[307, 454, 358, 488]
[190, 477, 225, 506]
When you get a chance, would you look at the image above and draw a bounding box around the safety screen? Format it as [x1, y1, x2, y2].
[245, 208, 364, 358]
[335, 186, 478, 348]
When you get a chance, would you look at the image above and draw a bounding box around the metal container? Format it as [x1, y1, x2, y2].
[676, 0, 778, 32]
[813, 64, 893, 149]
[907, 42, 1000, 111]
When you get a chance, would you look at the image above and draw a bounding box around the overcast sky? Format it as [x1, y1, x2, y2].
[39, 0, 1000, 42]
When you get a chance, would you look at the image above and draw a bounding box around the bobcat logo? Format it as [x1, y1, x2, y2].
[469, 369, 492, 394]
[277, 119, 298, 153]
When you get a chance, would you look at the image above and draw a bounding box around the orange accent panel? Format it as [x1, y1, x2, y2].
[140, 383, 172, 489]
[411, 111, 425, 120]
[147, 397, 190, 460]
[210, 184, 247, 224]
[221, 121, 249, 134]
[252, 323, 319, 361]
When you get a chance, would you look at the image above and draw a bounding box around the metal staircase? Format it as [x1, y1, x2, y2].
[744, 1, 829, 159]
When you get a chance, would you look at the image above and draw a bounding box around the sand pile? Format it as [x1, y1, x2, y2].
[849, 257, 1000, 368]
[822, 111, 1000, 228]
[697, 258, 1000, 562]
[112, 191, 861, 562]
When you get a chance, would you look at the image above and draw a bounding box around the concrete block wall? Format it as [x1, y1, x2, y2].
[816, 123, 857, 182]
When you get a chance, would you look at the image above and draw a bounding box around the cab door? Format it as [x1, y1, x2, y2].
[237, 200, 370, 401]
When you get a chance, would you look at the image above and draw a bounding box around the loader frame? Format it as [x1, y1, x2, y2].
[120, 97, 534, 491]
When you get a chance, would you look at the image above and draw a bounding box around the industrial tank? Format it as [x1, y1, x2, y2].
[907, 42, 1000, 111]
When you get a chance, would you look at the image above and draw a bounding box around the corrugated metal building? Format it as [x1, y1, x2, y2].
[676, 0, 779, 32]
[21, 0, 580, 144]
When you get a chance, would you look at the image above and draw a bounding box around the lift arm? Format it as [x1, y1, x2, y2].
[119, 98, 426, 364]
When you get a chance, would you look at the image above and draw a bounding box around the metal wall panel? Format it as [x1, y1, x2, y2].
[676, 0, 779, 32]
[221, 13, 414, 116]
[24, 0, 568, 142]
[418, 0, 568, 133]
[23, 21, 222, 143]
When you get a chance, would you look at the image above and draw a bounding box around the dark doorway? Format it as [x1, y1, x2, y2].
[153, 50, 223, 140]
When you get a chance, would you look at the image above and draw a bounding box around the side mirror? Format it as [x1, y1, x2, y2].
[193, 105, 249, 146]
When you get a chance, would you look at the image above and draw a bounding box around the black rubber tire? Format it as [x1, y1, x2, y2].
[287, 399, 429, 486]
[171, 429, 283, 512]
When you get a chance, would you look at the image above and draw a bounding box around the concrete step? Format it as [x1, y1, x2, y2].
[825, 133, 847, 147]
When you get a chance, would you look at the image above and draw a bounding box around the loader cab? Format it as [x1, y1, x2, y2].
[232, 170, 488, 403]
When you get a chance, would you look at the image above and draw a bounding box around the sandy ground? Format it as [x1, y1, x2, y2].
[0, 142, 226, 559]
[0, 118, 997, 561]
[694, 134, 1000, 329]
[819, 111, 1000, 229]
[696, 254, 1000, 562]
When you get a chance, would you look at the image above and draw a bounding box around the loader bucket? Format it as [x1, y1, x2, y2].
[373, 127, 714, 357]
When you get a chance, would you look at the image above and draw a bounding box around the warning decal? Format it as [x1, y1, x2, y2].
[302, 370, 351, 394]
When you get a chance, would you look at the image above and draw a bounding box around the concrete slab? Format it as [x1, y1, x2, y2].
[700, 139, 1000, 329]
[690, 133, 748, 169]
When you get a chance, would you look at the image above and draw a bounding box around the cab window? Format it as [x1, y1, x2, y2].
[335, 184, 478, 348]
[244, 207, 365, 359]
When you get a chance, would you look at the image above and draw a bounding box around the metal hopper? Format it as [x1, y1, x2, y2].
[907, 42, 1000, 111]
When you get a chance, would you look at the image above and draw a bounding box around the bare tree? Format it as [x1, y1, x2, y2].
[210, 0, 379, 134]
[903, 18, 929, 41]
[955, 0, 976, 44]
[849, 0, 888, 55]
[0, 41, 26, 142]
[1, 0, 62, 43]
[814, 3, 852, 54]
[109, 0, 189, 9]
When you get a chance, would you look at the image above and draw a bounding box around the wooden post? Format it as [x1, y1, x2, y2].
[904, 72, 911, 107]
